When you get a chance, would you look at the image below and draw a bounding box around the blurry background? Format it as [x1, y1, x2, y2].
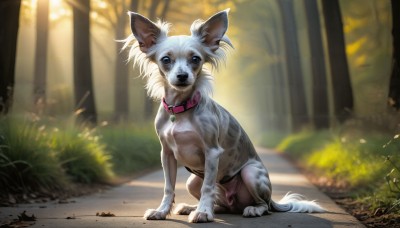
[10, 0, 397, 137]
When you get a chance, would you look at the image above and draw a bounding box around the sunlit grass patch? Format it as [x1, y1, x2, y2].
[275, 129, 332, 157]
[276, 129, 400, 213]
[306, 138, 383, 186]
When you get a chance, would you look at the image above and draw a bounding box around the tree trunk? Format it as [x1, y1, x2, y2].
[0, 0, 21, 115]
[388, 0, 400, 110]
[33, 0, 49, 114]
[322, 0, 353, 122]
[278, 0, 309, 131]
[130, 0, 139, 11]
[113, 6, 130, 122]
[304, 0, 329, 129]
[263, 28, 289, 132]
[72, 0, 97, 124]
[142, 0, 163, 120]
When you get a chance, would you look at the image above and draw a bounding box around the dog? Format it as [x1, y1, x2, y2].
[122, 9, 325, 223]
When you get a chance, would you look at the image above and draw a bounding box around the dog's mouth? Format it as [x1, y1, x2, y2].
[173, 82, 191, 89]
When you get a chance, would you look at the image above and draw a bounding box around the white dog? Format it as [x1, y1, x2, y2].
[122, 9, 325, 223]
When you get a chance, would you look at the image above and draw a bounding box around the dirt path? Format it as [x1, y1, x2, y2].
[0, 148, 364, 227]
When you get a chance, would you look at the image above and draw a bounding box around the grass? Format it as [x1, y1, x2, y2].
[273, 128, 400, 213]
[0, 116, 161, 196]
[49, 127, 114, 184]
[0, 118, 66, 193]
[99, 124, 160, 175]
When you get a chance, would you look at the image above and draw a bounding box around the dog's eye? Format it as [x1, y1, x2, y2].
[161, 56, 171, 64]
[191, 56, 201, 64]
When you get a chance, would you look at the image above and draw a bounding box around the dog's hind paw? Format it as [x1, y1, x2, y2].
[243, 205, 270, 217]
[188, 210, 214, 223]
[173, 203, 197, 215]
[143, 209, 167, 220]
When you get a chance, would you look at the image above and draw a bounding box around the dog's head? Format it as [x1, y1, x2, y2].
[126, 9, 233, 93]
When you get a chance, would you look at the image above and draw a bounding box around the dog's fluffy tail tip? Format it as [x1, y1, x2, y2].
[272, 192, 327, 213]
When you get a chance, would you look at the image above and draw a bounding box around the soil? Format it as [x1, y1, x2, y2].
[0, 182, 111, 207]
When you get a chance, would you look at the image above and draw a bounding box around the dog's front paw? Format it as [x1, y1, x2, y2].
[144, 209, 167, 220]
[188, 209, 214, 223]
[173, 203, 197, 215]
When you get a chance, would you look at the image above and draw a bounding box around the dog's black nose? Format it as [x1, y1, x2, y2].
[177, 73, 188, 82]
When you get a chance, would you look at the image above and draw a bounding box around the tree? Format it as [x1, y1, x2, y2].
[72, 0, 97, 124]
[113, 0, 135, 122]
[0, 0, 21, 114]
[304, 0, 329, 129]
[321, 0, 353, 123]
[278, 0, 309, 131]
[33, 0, 49, 114]
[388, 0, 400, 110]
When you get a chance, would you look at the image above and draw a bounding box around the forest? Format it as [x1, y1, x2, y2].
[0, 0, 399, 226]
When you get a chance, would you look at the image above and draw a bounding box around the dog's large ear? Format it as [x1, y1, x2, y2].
[191, 9, 233, 52]
[128, 12, 160, 53]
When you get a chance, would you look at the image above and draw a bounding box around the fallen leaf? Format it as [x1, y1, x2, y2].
[17, 211, 36, 221]
[96, 212, 115, 217]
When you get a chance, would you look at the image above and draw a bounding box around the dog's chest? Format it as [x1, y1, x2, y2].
[160, 118, 205, 168]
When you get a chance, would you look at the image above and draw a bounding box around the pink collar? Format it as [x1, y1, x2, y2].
[162, 91, 201, 114]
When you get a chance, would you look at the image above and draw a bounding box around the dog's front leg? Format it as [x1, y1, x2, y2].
[188, 147, 222, 223]
[144, 148, 177, 220]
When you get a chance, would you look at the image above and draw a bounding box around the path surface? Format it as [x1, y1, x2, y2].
[0, 148, 364, 227]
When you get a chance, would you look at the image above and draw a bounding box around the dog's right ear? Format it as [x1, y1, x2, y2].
[128, 12, 160, 53]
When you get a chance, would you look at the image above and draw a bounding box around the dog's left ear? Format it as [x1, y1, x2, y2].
[191, 9, 233, 52]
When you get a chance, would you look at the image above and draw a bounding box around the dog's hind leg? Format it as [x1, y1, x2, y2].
[240, 161, 272, 217]
[173, 174, 200, 215]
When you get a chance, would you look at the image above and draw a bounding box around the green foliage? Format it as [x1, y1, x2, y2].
[0, 116, 161, 195]
[49, 127, 114, 184]
[99, 124, 160, 175]
[256, 131, 288, 148]
[275, 130, 400, 214]
[306, 138, 382, 186]
[0, 119, 66, 193]
[276, 129, 332, 157]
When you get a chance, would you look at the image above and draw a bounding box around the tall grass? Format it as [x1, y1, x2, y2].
[0, 119, 66, 193]
[49, 127, 114, 184]
[0, 116, 161, 196]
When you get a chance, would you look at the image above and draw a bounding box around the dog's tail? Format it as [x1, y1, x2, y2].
[270, 192, 326, 213]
